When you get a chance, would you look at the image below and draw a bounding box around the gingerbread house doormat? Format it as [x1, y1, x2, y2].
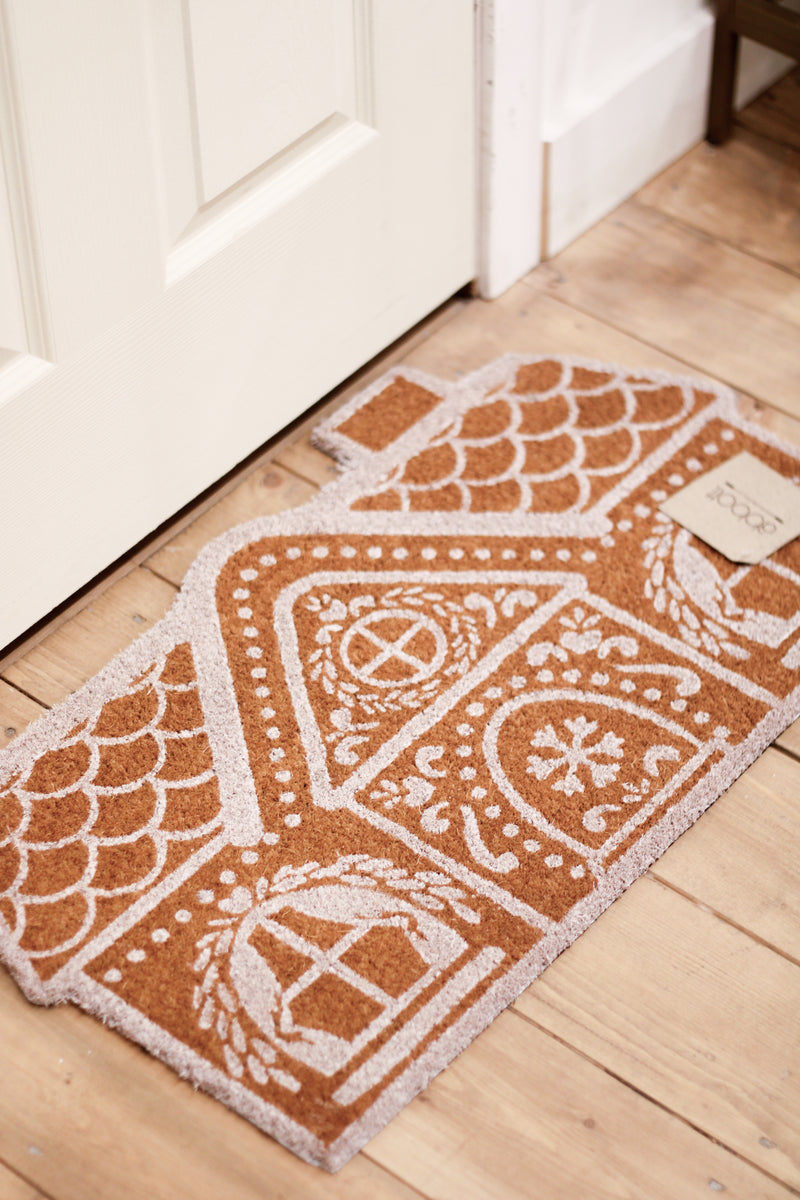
[2, 355, 799, 1169]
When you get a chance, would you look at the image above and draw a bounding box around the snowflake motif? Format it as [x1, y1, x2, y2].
[526, 716, 624, 796]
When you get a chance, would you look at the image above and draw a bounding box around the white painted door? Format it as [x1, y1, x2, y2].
[0, 0, 475, 647]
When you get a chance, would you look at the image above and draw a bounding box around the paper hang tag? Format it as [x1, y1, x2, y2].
[659, 450, 800, 564]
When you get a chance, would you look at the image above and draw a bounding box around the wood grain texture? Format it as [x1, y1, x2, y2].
[367, 1008, 794, 1200]
[1, 569, 176, 708]
[533, 199, 800, 417]
[639, 129, 800, 274]
[0, 1162, 51, 1200]
[737, 67, 800, 151]
[514, 878, 800, 1190]
[145, 464, 316, 587]
[0, 972, 420, 1200]
[735, 394, 800, 447]
[274, 435, 344, 487]
[403, 282, 722, 383]
[650, 748, 800, 962]
[775, 717, 800, 757]
[0, 682, 46, 747]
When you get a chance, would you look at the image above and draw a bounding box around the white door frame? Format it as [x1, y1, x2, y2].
[474, 0, 798, 290]
[475, 0, 544, 299]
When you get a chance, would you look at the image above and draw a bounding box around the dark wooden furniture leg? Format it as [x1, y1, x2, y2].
[707, 0, 800, 145]
[708, 0, 739, 144]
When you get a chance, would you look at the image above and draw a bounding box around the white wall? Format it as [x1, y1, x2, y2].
[540, 0, 796, 255]
[542, 0, 704, 136]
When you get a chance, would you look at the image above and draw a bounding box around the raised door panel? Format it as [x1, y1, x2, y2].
[0, 154, 25, 359]
[0, 0, 474, 647]
[156, 0, 379, 286]
[0, 0, 164, 360]
[187, 0, 362, 202]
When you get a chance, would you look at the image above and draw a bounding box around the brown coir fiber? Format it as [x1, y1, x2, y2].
[2, 354, 800, 1169]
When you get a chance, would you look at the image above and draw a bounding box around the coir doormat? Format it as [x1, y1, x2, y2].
[2, 355, 800, 1169]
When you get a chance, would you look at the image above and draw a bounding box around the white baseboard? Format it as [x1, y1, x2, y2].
[544, 13, 796, 258]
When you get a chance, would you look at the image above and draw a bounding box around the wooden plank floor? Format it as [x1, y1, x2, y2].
[1, 71, 799, 1200]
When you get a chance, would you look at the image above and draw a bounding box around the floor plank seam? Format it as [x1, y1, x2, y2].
[735, 118, 800, 157]
[509, 1005, 800, 1197]
[273, 456, 338, 489]
[518, 290, 790, 437]
[528, 284, 722, 385]
[519, 279, 783, 413]
[0, 679, 50, 711]
[644, 872, 800, 970]
[0, 1157, 57, 1200]
[270, 461, 325, 494]
[139, 563, 183, 592]
[359, 1155, 437, 1200]
[138, 461, 327, 588]
[526, 284, 718, 380]
[634, 193, 800, 282]
[772, 741, 800, 769]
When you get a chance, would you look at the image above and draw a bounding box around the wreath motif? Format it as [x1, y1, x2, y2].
[642, 515, 749, 660]
[190, 854, 480, 1090]
[305, 586, 483, 715]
